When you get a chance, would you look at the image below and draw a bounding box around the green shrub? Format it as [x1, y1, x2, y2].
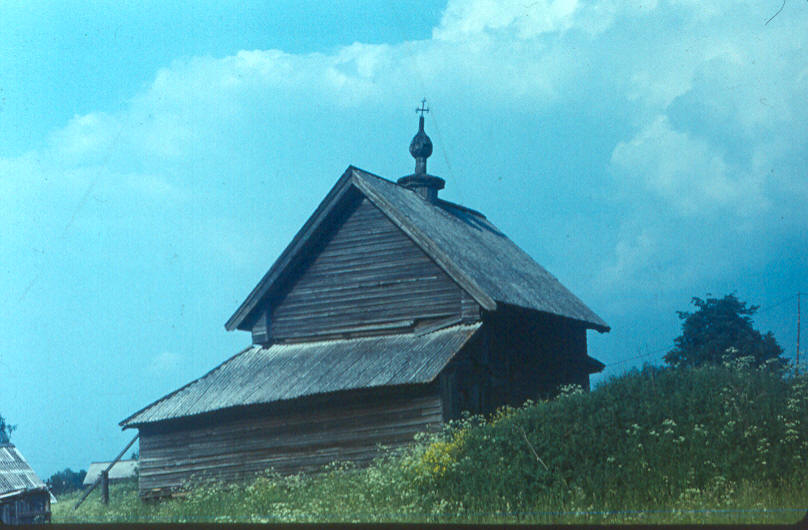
[421, 361, 808, 519]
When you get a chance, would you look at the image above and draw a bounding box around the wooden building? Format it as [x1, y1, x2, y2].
[0, 443, 52, 525]
[121, 112, 609, 498]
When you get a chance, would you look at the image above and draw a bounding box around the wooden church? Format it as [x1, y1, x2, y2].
[121, 107, 609, 498]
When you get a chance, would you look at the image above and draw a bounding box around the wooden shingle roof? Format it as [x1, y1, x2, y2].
[0, 444, 48, 499]
[226, 166, 609, 333]
[120, 323, 481, 427]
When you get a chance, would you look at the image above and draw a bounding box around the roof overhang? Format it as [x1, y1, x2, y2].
[0, 487, 50, 501]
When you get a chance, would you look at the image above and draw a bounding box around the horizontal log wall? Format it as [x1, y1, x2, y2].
[137, 385, 443, 496]
[262, 196, 472, 340]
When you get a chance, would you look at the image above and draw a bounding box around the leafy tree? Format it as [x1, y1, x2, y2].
[0, 414, 14, 443]
[46, 468, 87, 495]
[664, 293, 785, 368]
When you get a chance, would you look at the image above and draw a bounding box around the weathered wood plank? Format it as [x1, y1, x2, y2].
[137, 386, 443, 495]
[251, 197, 476, 341]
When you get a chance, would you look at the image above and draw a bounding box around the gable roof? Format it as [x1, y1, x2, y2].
[226, 166, 609, 333]
[121, 323, 481, 428]
[0, 444, 48, 498]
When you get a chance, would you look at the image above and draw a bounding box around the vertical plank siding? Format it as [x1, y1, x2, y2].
[259, 197, 470, 341]
[137, 386, 443, 496]
[440, 308, 592, 418]
[0, 492, 50, 525]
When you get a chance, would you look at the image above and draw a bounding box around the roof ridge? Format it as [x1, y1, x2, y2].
[350, 167, 487, 218]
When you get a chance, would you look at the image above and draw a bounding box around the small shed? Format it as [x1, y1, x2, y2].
[122, 112, 610, 498]
[82, 459, 138, 487]
[0, 443, 52, 525]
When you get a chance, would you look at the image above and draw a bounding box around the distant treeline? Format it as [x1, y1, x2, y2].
[47, 468, 86, 495]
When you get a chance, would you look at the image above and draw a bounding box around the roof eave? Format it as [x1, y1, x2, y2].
[493, 301, 610, 333]
[120, 345, 258, 428]
[0, 488, 49, 501]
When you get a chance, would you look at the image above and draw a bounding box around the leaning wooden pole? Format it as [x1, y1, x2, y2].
[74, 433, 139, 510]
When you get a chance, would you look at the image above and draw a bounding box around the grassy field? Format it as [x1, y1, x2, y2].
[53, 361, 808, 524]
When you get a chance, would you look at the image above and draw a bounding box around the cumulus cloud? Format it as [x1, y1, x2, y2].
[611, 115, 767, 216]
[2, 0, 805, 310]
[600, 1, 807, 300]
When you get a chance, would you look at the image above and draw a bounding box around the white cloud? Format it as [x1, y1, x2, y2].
[434, 0, 582, 41]
[48, 112, 121, 164]
[601, 1, 807, 299]
[122, 172, 187, 202]
[601, 228, 656, 284]
[610, 115, 768, 216]
[147, 351, 183, 375]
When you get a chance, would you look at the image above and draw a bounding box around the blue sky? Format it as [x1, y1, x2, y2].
[1, 1, 806, 480]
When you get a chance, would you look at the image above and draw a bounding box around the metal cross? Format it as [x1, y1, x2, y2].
[415, 98, 429, 116]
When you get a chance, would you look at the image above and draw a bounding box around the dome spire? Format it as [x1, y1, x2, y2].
[398, 99, 445, 202]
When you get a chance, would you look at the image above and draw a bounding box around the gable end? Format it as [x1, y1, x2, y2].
[257, 193, 477, 341]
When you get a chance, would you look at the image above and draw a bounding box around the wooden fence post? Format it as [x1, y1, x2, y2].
[74, 433, 138, 510]
[101, 470, 109, 505]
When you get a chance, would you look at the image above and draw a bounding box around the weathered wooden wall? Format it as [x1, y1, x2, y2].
[440, 307, 591, 418]
[137, 384, 443, 497]
[0, 491, 50, 525]
[252, 193, 477, 343]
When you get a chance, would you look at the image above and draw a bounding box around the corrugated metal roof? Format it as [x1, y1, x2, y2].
[226, 166, 608, 332]
[82, 460, 138, 486]
[122, 323, 481, 427]
[352, 168, 609, 330]
[0, 444, 47, 496]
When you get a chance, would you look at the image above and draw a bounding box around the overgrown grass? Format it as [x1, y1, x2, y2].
[54, 361, 808, 524]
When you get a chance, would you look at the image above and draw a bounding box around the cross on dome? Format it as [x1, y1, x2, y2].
[416, 98, 430, 117]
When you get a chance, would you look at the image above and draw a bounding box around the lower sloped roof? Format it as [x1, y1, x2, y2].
[121, 323, 481, 427]
[0, 444, 47, 497]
